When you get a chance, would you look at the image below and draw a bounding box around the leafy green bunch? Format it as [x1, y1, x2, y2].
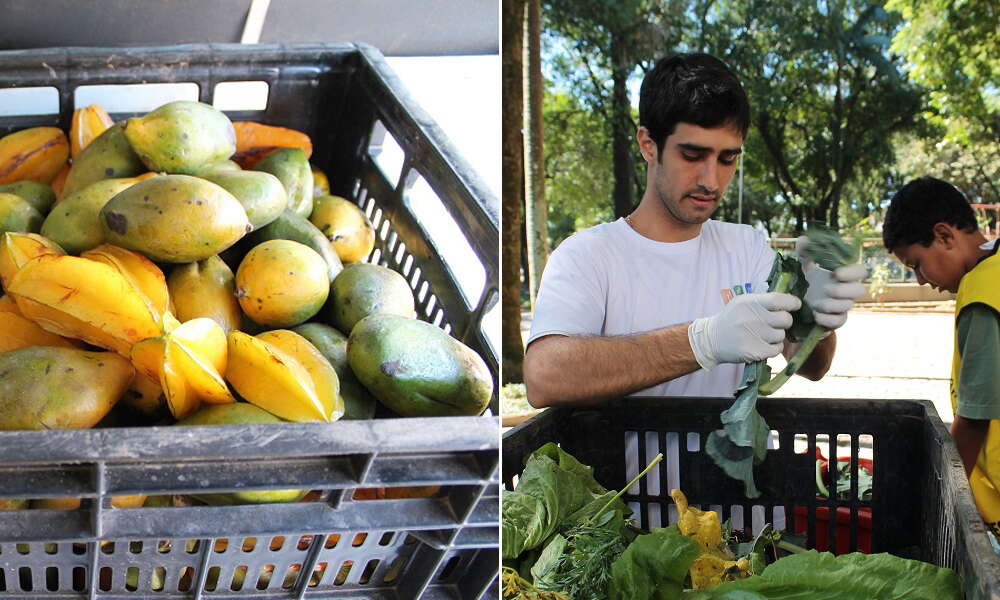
[706, 226, 859, 497]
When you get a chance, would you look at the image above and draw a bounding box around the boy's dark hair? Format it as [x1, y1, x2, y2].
[882, 177, 978, 251]
[638, 53, 751, 160]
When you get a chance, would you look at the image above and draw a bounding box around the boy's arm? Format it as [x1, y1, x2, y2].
[952, 416, 990, 477]
[953, 305, 1000, 476]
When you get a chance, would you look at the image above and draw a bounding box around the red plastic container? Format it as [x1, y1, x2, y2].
[793, 448, 873, 554]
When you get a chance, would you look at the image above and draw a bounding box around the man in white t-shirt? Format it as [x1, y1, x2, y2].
[524, 53, 866, 407]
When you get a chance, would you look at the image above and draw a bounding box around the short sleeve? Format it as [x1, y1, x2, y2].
[751, 233, 777, 293]
[956, 304, 1000, 420]
[526, 233, 609, 347]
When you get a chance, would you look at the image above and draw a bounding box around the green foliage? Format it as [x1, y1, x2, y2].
[887, 0, 1000, 145]
[682, 550, 962, 600]
[543, 88, 615, 247]
[697, 0, 924, 231]
[607, 525, 702, 600]
[501, 442, 611, 559]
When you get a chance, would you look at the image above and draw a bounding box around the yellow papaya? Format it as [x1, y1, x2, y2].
[235, 239, 329, 328]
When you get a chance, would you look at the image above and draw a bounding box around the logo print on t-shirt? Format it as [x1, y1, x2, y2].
[721, 283, 753, 304]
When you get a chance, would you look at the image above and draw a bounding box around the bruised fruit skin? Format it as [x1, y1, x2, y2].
[0, 232, 65, 291]
[0, 346, 133, 430]
[62, 122, 146, 198]
[100, 174, 252, 263]
[224, 331, 330, 422]
[257, 329, 344, 421]
[347, 314, 492, 417]
[123, 100, 237, 175]
[8, 254, 163, 356]
[235, 240, 329, 328]
[42, 175, 154, 254]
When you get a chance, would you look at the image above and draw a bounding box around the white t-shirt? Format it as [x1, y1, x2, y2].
[528, 217, 776, 397]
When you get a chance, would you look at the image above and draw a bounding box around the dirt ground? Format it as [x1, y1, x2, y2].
[518, 304, 956, 423]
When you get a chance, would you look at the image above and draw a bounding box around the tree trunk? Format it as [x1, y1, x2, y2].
[502, 0, 526, 384]
[523, 0, 548, 310]
[610, 34, 635, 219]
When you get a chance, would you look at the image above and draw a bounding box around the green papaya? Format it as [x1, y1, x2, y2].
[327, 262, 415, 335]
[346, 313, 492, 417]
[0, 346, 134, 430]
[100, 174, 252, 263]
[123, 101, 236, 175]
[0, 193, 42, 235]
[41, 177, 144, 254]
[253, 148, 313, 218]
[292, 322, 377, 419]
[0, 181, 56, 214]
[62, 122, 146, 197]
[199, 169, 288, 229]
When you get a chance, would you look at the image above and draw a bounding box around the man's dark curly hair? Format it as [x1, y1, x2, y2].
[638, 53, 750, 160]
[882, 177, 978, 251]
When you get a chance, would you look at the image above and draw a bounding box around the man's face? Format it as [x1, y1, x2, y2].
[891, 234, 965, 294]
[644, 122, 743, 226]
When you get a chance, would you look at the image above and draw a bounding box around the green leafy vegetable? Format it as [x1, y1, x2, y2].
[606, 525, 703, 600]
[759, 225, 858, 395]
[531, 454, 663, 599]
[818, 459, 874, 502]
[705, 253, 801, 498]
[708, 227, 861, 497]
[682, 550, 962, 600]
[501, 443, 611, 559]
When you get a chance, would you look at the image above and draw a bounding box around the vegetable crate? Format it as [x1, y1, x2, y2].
[0, 43, 498, 599]
[503, 397, 1000, 600]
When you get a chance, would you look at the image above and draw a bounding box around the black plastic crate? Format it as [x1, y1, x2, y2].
[503, 397, 1000, 600]
[0, 43, 498, 599]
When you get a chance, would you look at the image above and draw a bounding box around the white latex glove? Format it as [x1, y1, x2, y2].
[796, 237, 868, 330]
[688, 292, 802, 371]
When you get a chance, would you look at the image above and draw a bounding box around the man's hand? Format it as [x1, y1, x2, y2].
[688, 292, 802, 370]
[796, 237, 867, 330]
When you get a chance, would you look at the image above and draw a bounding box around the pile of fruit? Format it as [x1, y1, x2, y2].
[0, 100, 493, 507]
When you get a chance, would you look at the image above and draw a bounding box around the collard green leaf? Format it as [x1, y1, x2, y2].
[803, 223, 860, 271]
[606, 525, 702, 600]
[683, 550, 962, 600]
[705, 360, 771, 498]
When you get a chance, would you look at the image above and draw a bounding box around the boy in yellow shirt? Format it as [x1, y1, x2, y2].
[882, 176, 1000, 538]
